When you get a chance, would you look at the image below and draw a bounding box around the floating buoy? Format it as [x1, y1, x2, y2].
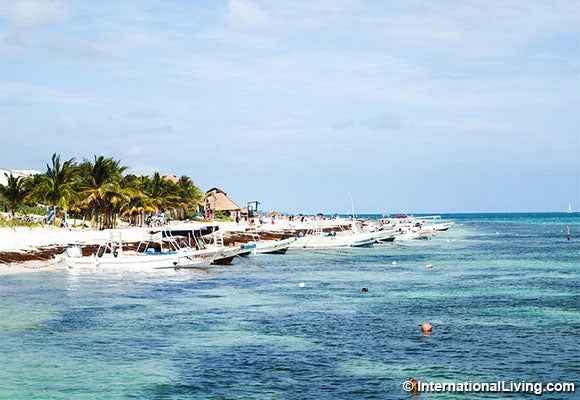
[426, 264, 433, 269]
[421, 323, 433, 333]
[391, 261, 398, 266]
[361, 287, 368, 292]
[298, 282, 306, 287]
[408, 377, 419, 393]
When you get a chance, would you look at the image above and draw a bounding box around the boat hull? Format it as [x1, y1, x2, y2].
[289, 232, 376, 249]
[253, 237, 296, 254]
[65, 251, 210, 270]
[211, 246, 253, 265]
[373, 230, 397, 243]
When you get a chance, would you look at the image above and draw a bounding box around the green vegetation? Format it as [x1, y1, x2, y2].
[214, 211, 233, 221]
[0, 153, 204, 229]
[0, 173, 30, 217]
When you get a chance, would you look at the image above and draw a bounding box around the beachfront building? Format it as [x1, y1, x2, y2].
[161, 174, 179, 184]
[0, 168, 40, 186]
[203, 188, 241, 220]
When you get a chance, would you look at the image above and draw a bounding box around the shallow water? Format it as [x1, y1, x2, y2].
[1, 213, 578, 399]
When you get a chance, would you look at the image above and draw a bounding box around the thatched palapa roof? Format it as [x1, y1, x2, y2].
[204, 188, 240, 212]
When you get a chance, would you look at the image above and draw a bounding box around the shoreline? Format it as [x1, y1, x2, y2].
[0, 219, 352, 275]
[0, 260, 65, 275]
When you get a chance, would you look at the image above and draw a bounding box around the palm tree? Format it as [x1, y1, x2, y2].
[119, 174, 157, 226]
[33, 153, 79, 226]
[176, 175, 203, 220]
[78, 155, 128, 229]
[149, 172, 168, 207]
[144, 172, 178, 218]
[0, 173, 30, 217]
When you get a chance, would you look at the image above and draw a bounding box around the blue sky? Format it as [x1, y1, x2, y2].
[0, 0, 578, 214]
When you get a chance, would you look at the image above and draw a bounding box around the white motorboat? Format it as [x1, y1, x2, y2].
[393, 229, 430, 241]
[371, 215, 454, 241]
[373, 229, 398, 243]
[288, 222, 376, 249]
[162, 226, 253, 265]
[253, 236, 296, 254]
[415, 216, 455, 232]
[62, 235, 211, 270]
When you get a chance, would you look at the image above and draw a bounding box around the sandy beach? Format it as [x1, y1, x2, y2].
[0, 226, 148, 274]
[0, 217, 355, 275]
[0, 225, 154, 253]
[0, 224, 190, 267]
[0, 220, 320, 274]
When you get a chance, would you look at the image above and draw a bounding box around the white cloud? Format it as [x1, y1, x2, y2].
[96, 32, 171, 56]
[227, 0, 271, 31]
[1, 0, 67, 28]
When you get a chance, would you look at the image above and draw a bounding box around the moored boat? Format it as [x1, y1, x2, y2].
[255, 237, 296, 254]
[61, 234, 211, 270]
[251, 236, 296, 254]
[373, 230, 398, 243]
[163, 225, 253, 265]
[288, 222, 376, 249]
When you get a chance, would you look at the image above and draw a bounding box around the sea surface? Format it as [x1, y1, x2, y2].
[1, 213, 578, 399]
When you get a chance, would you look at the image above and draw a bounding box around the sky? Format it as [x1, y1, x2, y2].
[0, 0, 579, 214]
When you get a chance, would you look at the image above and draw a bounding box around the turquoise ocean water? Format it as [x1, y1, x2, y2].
[0, 213, 578, 399]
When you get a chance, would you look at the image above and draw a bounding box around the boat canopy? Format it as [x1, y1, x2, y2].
[162, 225, 219, 239]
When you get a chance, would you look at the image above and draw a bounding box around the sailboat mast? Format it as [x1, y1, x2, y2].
[350, 196, 355, 218]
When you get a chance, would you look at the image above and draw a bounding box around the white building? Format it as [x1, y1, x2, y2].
[0, 168, 40, 186]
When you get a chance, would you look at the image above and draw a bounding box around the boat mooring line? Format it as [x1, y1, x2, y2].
[234, 253, 265, 269]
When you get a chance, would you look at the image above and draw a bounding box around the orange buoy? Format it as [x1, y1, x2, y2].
[421, 323, 433, 333]
[409, 377, 419, 393]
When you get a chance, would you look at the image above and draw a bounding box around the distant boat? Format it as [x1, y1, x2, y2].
[288, 222, 376, 249]
[568, 202, 573, 214]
